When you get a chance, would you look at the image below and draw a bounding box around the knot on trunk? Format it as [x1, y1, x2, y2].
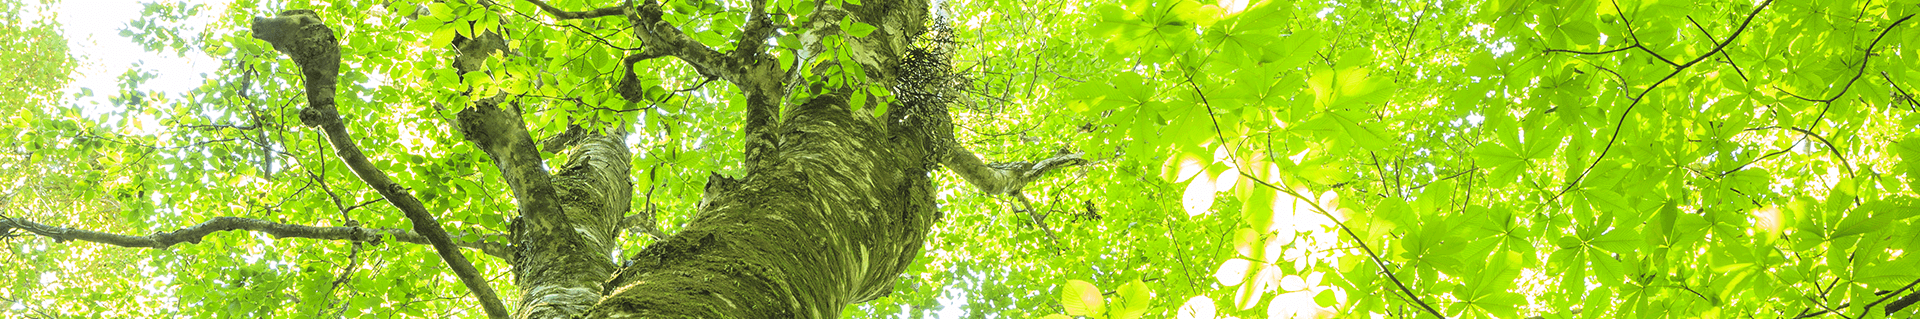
[250, 9, 341, 109]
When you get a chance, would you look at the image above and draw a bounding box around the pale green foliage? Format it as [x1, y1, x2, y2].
[1014, 0, 1920, 318]
[5, 0, 1920, 317]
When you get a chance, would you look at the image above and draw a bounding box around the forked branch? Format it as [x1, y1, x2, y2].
[626, 0, 741, 85]
[1545, 0, 1776, 203]
[250, 10, 509, 319]
[624, 0, 786, 167]
[945, 147, 1086, 196]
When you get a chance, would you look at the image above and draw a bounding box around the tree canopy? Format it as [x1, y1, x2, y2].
[3, 0, 1919, 317]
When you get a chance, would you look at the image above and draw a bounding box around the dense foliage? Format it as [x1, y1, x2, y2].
[3, 0, 1918, 318]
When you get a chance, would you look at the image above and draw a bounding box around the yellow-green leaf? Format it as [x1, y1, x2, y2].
[1062, 280, 1106, 317]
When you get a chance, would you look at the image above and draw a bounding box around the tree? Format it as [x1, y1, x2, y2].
[4, 0, 1920, 318]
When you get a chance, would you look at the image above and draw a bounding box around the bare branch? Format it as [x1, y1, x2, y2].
[1012, 193, 1061, 246]
[453, 98, 570, 228]
[945, 147, 1086, 196]
[1890, 288, 1920, 316]
[626, 0, 786, 168]
[628, 0, 736, 83]
[0, 217, 511, 260]
[522, 0, 623, 20]
[250, 10, 509, 319]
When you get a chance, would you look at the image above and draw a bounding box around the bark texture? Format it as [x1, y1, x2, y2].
[575, 0, 957, 316]
[591, 95, 937, 318]
[247, 1, 1080, 318]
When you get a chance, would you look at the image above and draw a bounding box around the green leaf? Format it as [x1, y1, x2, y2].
[850, 89, 868, 113]
[1327, 110, 1387, 152]
[1306, 67, 1390, 109]
[429, 26, 457, 48]
[1555, 236, 1582, 249]
[1313, 289, 1337, 307]
[28, 0, 1920, 317]
[1113, 280, 1152, 319]
[428, 3, 455, 20]
[1241, 188, 1275, 231]
[1897, 137, 1920, 191]
[1830, 208, 1890, 239]
[1061, 280, 1107, 317]
[1473, 142, 1526, 186]
[844, 20, 877, 38]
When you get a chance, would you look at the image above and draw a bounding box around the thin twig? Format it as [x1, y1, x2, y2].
[1686, 16, 1748, 82]
[1013, 192, 1063, 247]
[1184, 70, 1446, 318]
[1548, 0, 1776, 203]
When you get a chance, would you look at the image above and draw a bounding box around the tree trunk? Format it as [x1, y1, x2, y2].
[246, 0, 1078, 317]
[587, 94, 940, 317]
[582, 0, 946, 315]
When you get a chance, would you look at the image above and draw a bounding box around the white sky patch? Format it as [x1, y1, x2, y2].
[1217, 0, 1247, 15]
[53, 0, 230, 114]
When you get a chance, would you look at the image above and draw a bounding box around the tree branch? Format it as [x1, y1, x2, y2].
[1543, 45, 1639, 56]
[453, 98, 572, 229]
[0, 217, 512, 260]
[1783, 126, 1856, 177]
[1884, 72, 1919, 112]
[1889, 288, 1920, 316]
[250, 10, 509, 319]
[1859, 278, 1920, 317]
[627, 0, 738, 85]
[1184, 65, 1446, 318]
[944, 146, 1086, 196]
[433, 10, 636, 318]
[627, 0, 786, 170]
[1012, 192, 1062, 246]
[1548, 0, 1775, 203]
[1686, 16, 1748, 82]
[522, 0, 624, 20]
[1803, 14, 1915, 104]
[731, 0, 778, 64]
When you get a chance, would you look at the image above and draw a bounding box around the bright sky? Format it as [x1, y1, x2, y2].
[52, 0, 228, 111]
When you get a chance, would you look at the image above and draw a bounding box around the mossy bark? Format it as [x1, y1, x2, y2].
[588, 94, 939, 318]
[254, 0, 983, 317]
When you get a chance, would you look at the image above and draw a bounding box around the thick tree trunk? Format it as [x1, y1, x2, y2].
[588, 95, 938, 318]
[579, 0, 949, 317]
[248, 0, 1078, 317]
